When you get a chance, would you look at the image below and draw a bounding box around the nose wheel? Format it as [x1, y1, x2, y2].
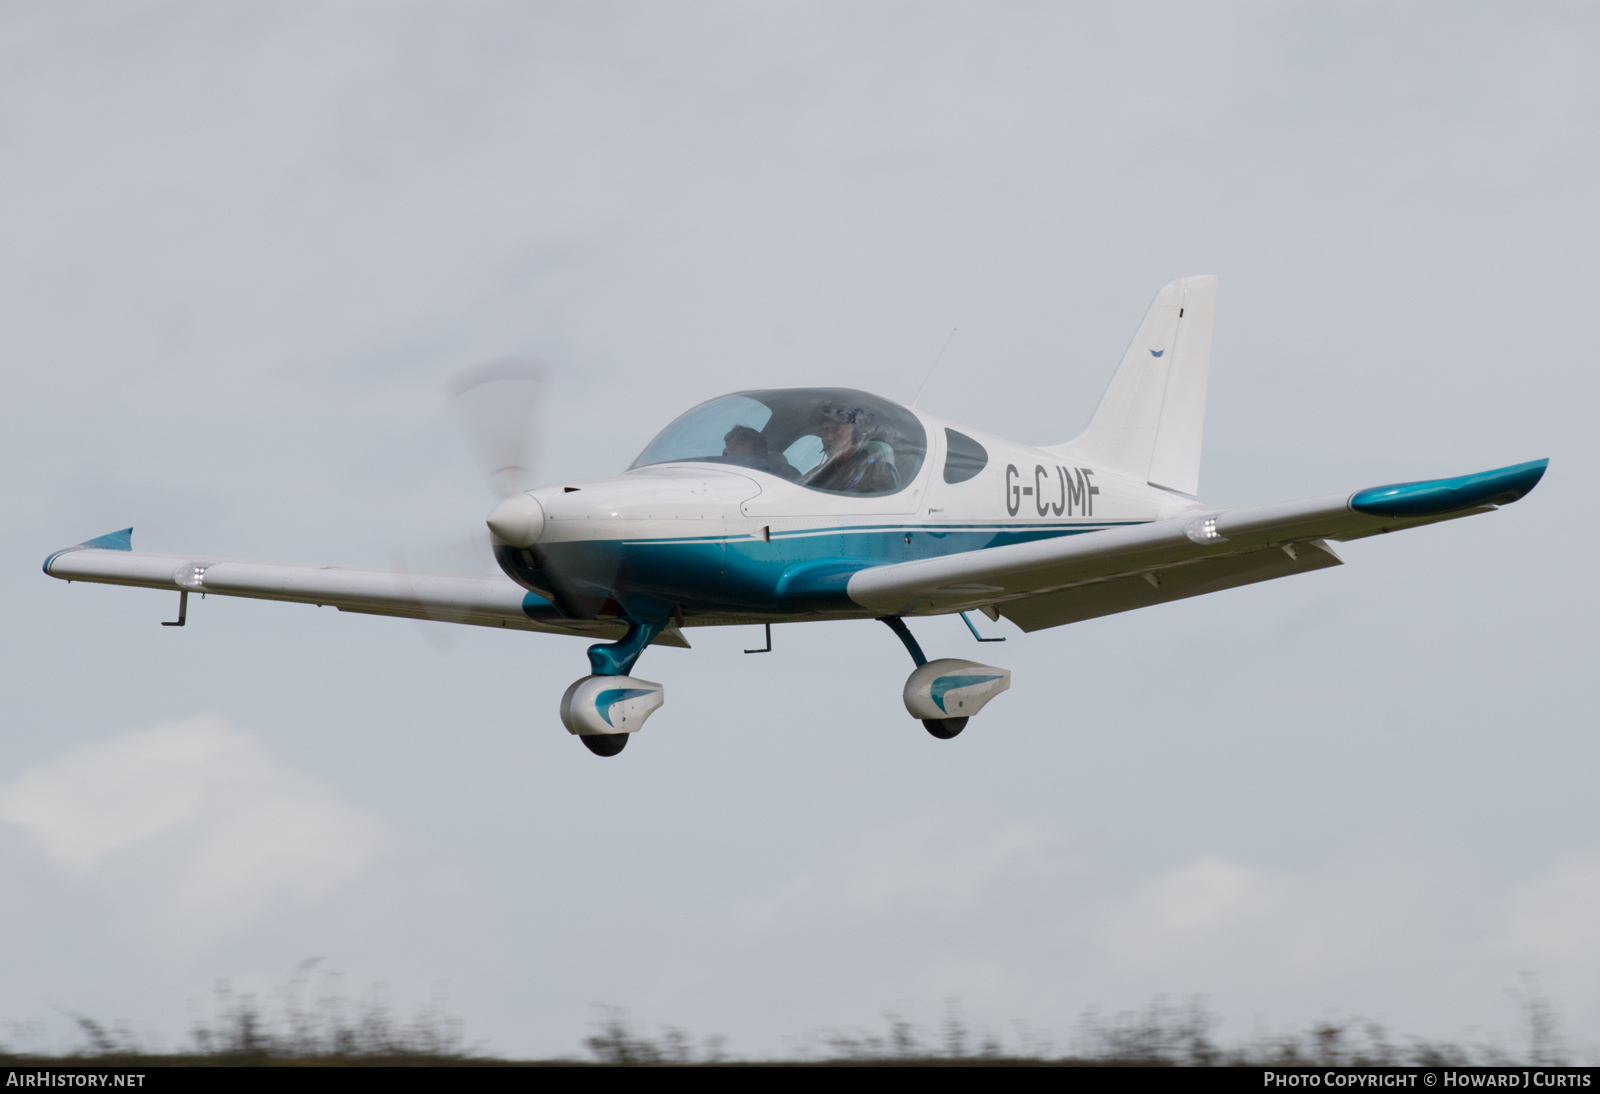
[921, 717, 968, 740]
[560, 622, 668, 757]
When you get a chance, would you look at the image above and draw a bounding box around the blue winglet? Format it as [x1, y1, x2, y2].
[80, 528, 134, 551]
[42, 527, 133, 574]
[1350, 459, 1548, 519]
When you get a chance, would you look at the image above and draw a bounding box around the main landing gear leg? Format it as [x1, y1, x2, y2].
[562, 619, 667, 757]
[878, 615, 927, 668]
[880, 615, 1011, 740]
[879, 616, 964, 739]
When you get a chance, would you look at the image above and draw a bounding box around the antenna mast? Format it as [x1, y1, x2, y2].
[911, 327, 957, 409]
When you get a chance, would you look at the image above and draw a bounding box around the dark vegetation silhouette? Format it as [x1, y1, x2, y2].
[0, 969, 1578, 1066]
[769, 986, 1572, 1067]
[185, 962, 465, 1061]
[4, 961, 472, 1067]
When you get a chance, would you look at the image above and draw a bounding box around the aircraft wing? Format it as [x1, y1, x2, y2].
[41, 532, 690, 647]
[847, 459, 1548, 632]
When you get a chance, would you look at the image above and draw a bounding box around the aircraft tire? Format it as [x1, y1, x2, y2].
[921, 717, 968, 740]
[580, 732, 629, 757]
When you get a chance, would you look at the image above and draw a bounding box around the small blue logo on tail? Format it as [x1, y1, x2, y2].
[1149, 349, 1165, 358]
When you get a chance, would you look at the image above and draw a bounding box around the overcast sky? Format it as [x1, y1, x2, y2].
[2, 1, 1597, 1059]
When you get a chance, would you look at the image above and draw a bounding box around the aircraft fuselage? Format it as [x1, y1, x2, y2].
[496, 396, 1183, 625]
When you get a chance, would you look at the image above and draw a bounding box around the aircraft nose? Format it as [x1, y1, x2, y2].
[486, 494, 546, 547]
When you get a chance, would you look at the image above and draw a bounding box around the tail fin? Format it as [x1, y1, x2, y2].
[1049, 274, 1216, 498]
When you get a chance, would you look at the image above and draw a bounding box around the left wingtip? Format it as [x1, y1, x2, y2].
[43, 527, 133, 575]
[1350, 459, 1548, 519]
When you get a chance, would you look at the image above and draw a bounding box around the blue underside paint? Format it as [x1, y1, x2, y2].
[521, 591, 563, 620]
[595, 687, 654, 727]
[1349, 459, 1548, 519]
[506, 522, 1123, 622]
[930, 674, 1003, 713]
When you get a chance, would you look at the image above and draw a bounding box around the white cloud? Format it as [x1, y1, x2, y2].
[1101, 849, 1466, 991]
[733, 814, 1072, 934]
[1509, 854, 1600, 964]
[608, 825, 1503, 1047]
[0, 715, 384, 924]
[1121, 855, 1276, 937]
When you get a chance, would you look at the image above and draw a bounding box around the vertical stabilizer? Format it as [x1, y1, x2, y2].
[1049, 275, 1216, 498]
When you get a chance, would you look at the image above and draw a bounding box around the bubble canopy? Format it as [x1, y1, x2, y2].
[629, 388, 928, 497]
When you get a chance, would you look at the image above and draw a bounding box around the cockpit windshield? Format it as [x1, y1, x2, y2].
[629, 388, 928, 497]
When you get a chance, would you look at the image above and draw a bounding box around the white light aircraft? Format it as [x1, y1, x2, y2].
[44, 276, 1547, 756]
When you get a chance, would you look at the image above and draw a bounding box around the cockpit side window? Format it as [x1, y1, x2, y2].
[630, 388, 927, 497]
[942, 429, 988, 484]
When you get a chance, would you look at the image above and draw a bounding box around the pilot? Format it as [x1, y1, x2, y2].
[802, 404, 898, 494]
[723, 425, 800, 480]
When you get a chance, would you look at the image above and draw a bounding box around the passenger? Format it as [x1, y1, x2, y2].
[723, 425, 800, 480]
[802, 405, 899, 494]
[721, 425, 767, 468]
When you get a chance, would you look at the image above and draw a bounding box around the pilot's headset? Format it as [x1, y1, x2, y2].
[817, 402, 871, 439]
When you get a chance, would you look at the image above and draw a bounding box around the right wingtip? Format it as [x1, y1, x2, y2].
[1350, 460, 1548, 519]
